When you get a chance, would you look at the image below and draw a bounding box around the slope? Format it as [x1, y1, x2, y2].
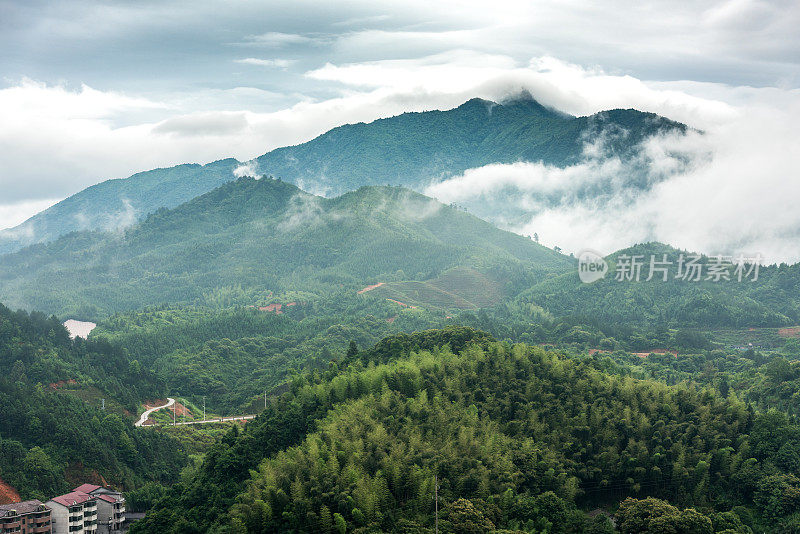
[0, 177, 572, 318]
[519, 242, 800, 327]
[0, 302, 186, 501]
[131, 328, 798, 534]
[0, 95, 686, 254]
[0, 159, 238, 255]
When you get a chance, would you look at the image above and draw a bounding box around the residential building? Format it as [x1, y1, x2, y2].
[0, 500, 52, 534]
[70, 487, 124, 534]
[45, 492, 97, 534]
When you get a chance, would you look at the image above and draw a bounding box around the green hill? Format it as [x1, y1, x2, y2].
[0, 302, 186, 501]
[520, 242, 800, 328]
[0, 96, 686, 254]
[130, 327, 800, 534]
[0, 178, 571, 319]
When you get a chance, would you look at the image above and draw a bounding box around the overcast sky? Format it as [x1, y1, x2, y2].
[1, 0, 799, 259]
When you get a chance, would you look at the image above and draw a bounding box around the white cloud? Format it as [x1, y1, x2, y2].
[233, 161, 260, 179]
[0, 198, 60, 231]
[241, 32, 319, 47]
[427, 93, 800, 263]
[234, 58, 295, 69]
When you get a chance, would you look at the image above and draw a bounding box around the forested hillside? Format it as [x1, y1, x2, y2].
[0, 159, 238, 255]
[132, 328, 800, 533]
[254, 96, 685, 196]
[0, 178, 570, 319]
[0, 96, 686, 254]
[0, 302, 186, 501]
[520, 242, 800, 328]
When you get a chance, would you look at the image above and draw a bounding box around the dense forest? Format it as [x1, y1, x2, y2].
[0, 303, 187, 501]
[131, 328, 800, 533]
[0, 179, 569, 319]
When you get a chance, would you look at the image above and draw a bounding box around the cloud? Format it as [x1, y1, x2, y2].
[427, 94, 800, 263]
[240, 32, 319, 47]
[277, 193, 328, 232]
[234, 58, 295, 69]
[0, 198, 60, 232]
[152, 112, 249, 137]
[233, 161, 260, 179]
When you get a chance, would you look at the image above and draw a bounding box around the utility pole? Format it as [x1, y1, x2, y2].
[101, 398, 105, 411]
[203, 396, 206, 422]
[173, 402, 176, 426]
[434, 474, 439, 534]
[182, 399, 185, 425]
[264, 390, 267, 410]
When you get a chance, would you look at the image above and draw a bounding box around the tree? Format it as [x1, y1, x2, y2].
[446, 498, 495, 534]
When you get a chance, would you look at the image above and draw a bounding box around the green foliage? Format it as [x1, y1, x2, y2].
[130, 330, 800, 533]
[519, 243, 800, 328]
[0, 303, 186, 499]
[0, 181, 569, 319]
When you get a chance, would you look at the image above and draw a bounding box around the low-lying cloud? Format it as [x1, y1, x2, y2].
[427, 96, 800, 263]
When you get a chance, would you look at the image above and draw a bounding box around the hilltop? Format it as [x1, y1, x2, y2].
[0, 177, 571, 318]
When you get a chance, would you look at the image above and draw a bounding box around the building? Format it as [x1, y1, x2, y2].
[71, 486, 125, 534]
[0, 500, 52, 534]
[45, 492, 97, 534]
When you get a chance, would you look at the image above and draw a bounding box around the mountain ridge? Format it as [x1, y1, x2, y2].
[0, 177, 572, 318]
[0, 96, 687, 254]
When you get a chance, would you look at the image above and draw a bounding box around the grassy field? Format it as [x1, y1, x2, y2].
[704, 326, 799, 350]
[365, 267, 504, 310]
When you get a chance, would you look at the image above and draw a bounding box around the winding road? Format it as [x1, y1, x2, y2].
[135, 397, 175, 427]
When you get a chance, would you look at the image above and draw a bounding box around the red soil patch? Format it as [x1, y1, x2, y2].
[0, 476, 21, 505]
[48, 378, 77, 390]
[143, 400, 192, 425]
[386, 298, 417, 309]
[358, 282, 385, 294]
[142, 399, 169, 410]
[386, 315, 397, 324]
[173, 402, 192, 418]
[588, 349, 612, 356]
[778, 327, 800, 338]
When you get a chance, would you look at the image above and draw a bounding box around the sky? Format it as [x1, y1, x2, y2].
[1, 0, 799, 260]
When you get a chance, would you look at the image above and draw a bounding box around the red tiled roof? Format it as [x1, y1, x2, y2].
[49, 491, 95, 507]
[96, 494, 118, 503]
[74, 483, 101, 494]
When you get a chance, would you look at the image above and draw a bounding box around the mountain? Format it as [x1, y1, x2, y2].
[0, 96, 686, 254]
[130, 327, 795, 533]
[0, 159, 238, 255]
[0, 177, 572, 319]
[253, 96, 685, 195]
[518, 242, 800, 327]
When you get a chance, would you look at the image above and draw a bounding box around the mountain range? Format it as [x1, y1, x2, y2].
[0, 95, 686, 255]
[0, 177, 570, 319]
